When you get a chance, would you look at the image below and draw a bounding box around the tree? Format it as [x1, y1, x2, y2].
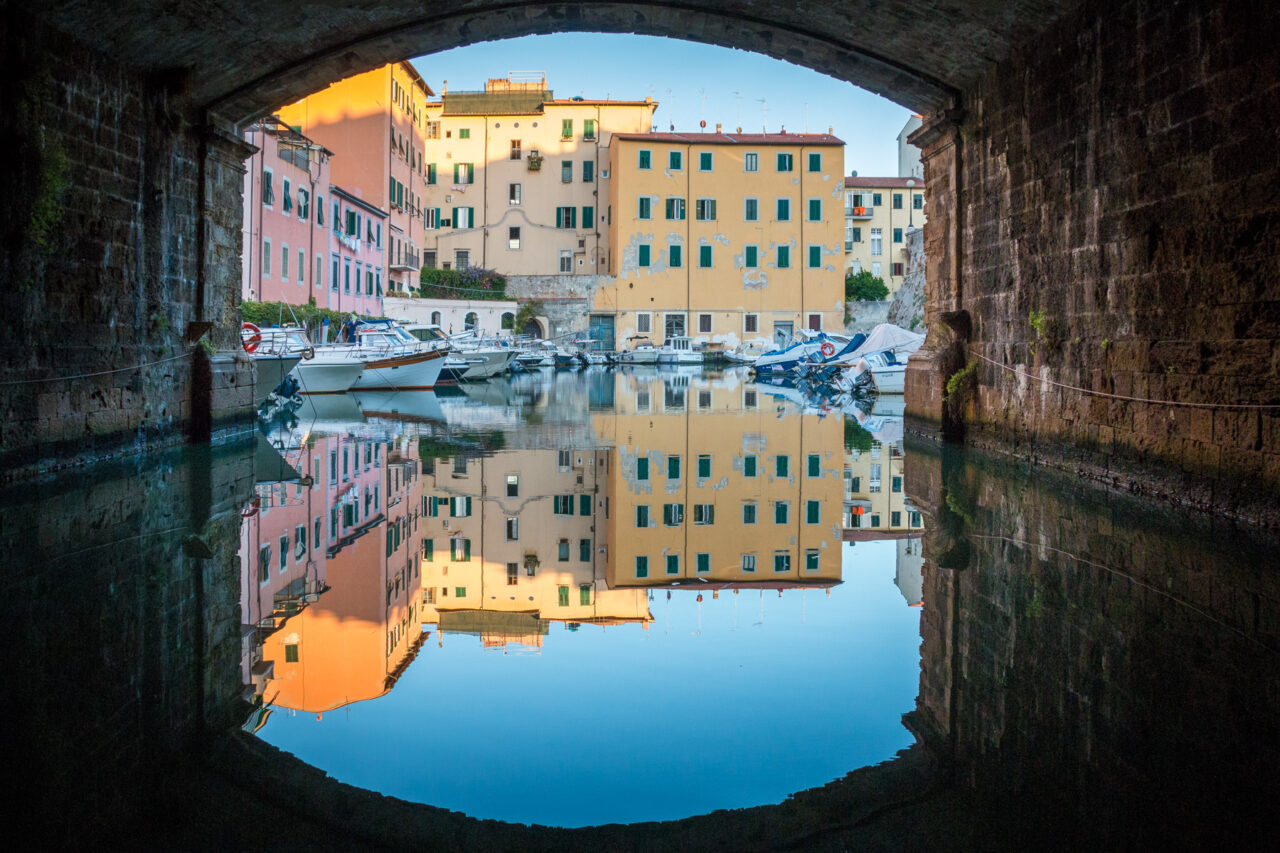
[845, 270, 889, 302]
[515, 300, 544, 335]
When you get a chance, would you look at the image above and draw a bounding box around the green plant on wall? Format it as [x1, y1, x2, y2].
[515, 300, 544, 334]
[1028, 308, 1060, 355]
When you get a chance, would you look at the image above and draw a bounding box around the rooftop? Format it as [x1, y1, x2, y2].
[614, 131, 844, 146]
[844, 176, 923, 188]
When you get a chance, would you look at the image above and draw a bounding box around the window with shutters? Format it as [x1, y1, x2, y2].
[508, 182, 521, 205]
[744, 245, 758, 268]
[808, 245, 822, 268]
[774, 501, 789, 524]
[805, 549, 820, 571]
[776, 198, 791, 221]
[669, 244, 682, 268]
[262, 169, 274, 206]
[636, 457, 650, 480]
[509, 139, 521, 160]
[808, 198, 822, 221]
[776, 152, 793, 171]
[556, 206, 577, 229]
[774, 552, 791, 573]
[637, 313, 652, 334]
[508, 227, 521, 250]
[583, 160, 594, 182]
[638, 196, 652, 220]
[668, 150, 682, 170]
[561, 160, 573, 183]
[742, 502, 757, 524]
[638, 244, 651, 267]
[663, 503, 684, 526]
[262, 239, 271, 276]
[558, 540, 570, 562]
[699, 245, 712, 268]
[808, 454, 821, 477]
[635, 505, 649, 527]
[808, 152, 822, 172]
[562, 118, 573, 139]
[638, 149, 651, 169]
[741, 553, 756, 572]
[806, 500, 820, 524]
[505, 517, 519, 540]
[893, 192, 903, 209]
[582, 206, 594, 228]
[580, 538, 591, 561]
[453, 163, 474, 184]
[744, 314, 759, 333]
[693, 504, 714, 525]
[743, 454, 757, 477]
[695, 198, 716, 220]
[699, 152, 713, 171]
[744, 152, 759, 171]
[776, 245, 791, 268]
[744, 197, 759, 221]
[635, 556, 649, 578]
[667, 455, 681, 479]
[698, 314, 711, 334]
[665, 197, 685, 220]
[893, 227, 903, 243]
[583, 119, 596, 140]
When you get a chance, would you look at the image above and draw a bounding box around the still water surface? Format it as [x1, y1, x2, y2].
[244, 367, 922, 826]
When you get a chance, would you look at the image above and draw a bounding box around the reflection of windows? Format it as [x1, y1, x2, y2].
[774, 552, 791, 573]
[870, 463, 882, 493]
[693, 504, 714, 525]
[580, 583, 592, 605]
[666, 554, 680, 575]
[258, 546, 270, 584]
[294, 525, 307, 559]
[636, 389, 650, 412]
[892, 476, 902, 493]
[285, 644, 299, 662]
[741, 553, 756, 572]
[558, 450, 572, 469]
[279, 535, 288, 570]
[698, 390, 711, 410]
[696, 553, 710, 573]
[892, 511, 902, 528]
[805, 549, 820, 571]
[450, 538, 471, 561]
[506, 474, 519, 497]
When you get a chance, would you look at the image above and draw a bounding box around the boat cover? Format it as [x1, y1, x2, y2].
[836, 323, 926, 366]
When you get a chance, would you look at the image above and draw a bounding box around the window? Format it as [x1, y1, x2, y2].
[695, 198, 716, 220]
[870, 228, 883, 256]
[892, 475, 903, 493]
[659, 554, 678, 576]
[744, 245, 758, 268]
[693, 504, 714, 525]
[638, 244, 651, 267]
[451, 538, 471, 561]
[510, 139, 521, 160]
[808, 198, 822, 221]
[506, 562, 519, 585]
[580, 538, 592, 562]
[893, 192, 903, 209]
[667, 455, 681, 479]
[508, 182, 521, 205]
[776, 455, 790, 477]
[454, 207, 475, 228]
[579, 494, 592, 516]
[698, 389, 711, 409]
[426, 163, 437, 185]
[891, 511, 903, 528]
[699, 152, 713, 171]
[744, 314, 759, 333]
[635, 556, 649, 578]
[506, 474, 519, 497]
[851, 226, 862, 243]
[669, 244, 682, 267]
[699, 245, 712, 268]
[638, 196, 652, 220]
[280, 244, 289, 282]
[636, 505, 650, 527]
[665, 197, 686, 220]
[893, 227, 903, 243]
[261, 169, 275, 206]
[806, 454, 821, 478]
[554, 494, 573, 515]
[870, 514, 881, 528]
[505, 517, 519, 540]
[873, 192, 883, 206]
[583, 160, 594, 182]
[872, 261, 882, 276]
[508, 226, 521, 250]
[556, 206, 577, 229]
[638, 149, 652, 169]
[914, 194, 924, 210]
[637, 313, 652, 334]
[561, 160, 573, 183]
[663, 503, 684, 525]
[776, 152, 793, 171]
[450, 496, 472, 517]
[695, 454, 712, 478]
[262, 238, 271, 276]
[742, 502, 757, 524]
[774, 501, 789, 524]
[560, 250, 573, 273]
[892, 262, 905, 276]
[744, 198, 759, 221]
[743, 454, 757, 477]
[636, 457, 650, 480]
[698, 314, 712, 334]
[284, 643, 299, 663]
[584, 119, 596, 140]
[808, 152, 822, 172]
[424, 539, 434, 562]
[558, 539, 570, 562]
[297, 249, 305, 285]
[453, 163, 474, 184]
[668, 150, 682, 170]
[776, 198, 791, 221]
[805, 549, 820, 571]
[743, 151, 759, 171]
[806, 500, 820, 524]
[774, 552, 791, 573]
[741, 553, 756, 572]
[808, 245, 822, 268]
[562, 118, 573, 139]
[776, 245, 791, 268]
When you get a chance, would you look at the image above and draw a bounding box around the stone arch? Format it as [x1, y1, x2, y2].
[521, 317, 544, 338]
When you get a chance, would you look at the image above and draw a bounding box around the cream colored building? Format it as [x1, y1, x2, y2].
[279, 62, 435, 293]
[594, 372, 844, 589]
[843, 176, 925, 296]
[419, 74, 656, 279]
[417, 447, 652, 648]
[842, 435, 923, 535]
[596, 131, 846, 351]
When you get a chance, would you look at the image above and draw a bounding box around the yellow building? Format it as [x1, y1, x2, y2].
[279, 62, 435, 292]
[419, 74, 656, 277]
[594, 372, 844, 589]
[417, 447, 652, 649]
[842, 176, 925, 296]
[596, 131, 846, 350]
[841, 432, 923, 537]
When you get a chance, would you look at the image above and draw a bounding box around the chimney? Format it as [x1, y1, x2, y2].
[715, 122, 722, 133]
[828, 125, 833, 134]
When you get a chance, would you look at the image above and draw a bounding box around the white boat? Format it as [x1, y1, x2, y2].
[724, 341, 769, 364]
[439, 328, 519, 379]
[751, 330, 851, 374]
[515, 340, 558, 368]
[616, 335, 659, 365]
[344, 322, 449, 391]
[657, 336, 703, 365]
[351, 389, 446, 423]
[254, 326, 366, 394]
[847, 350, 908, 393]
[250, 353, 301, 407]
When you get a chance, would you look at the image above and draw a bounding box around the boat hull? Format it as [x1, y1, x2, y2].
[254, 354, 302, 406]
[290, 358, 365, 394]
[458, 348, 516, 379]
[350, 349, 447, 390]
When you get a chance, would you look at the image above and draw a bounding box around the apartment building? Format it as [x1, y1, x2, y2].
[598, 130, 846, 351]
[841, 434, 923, 536]
[279, 62, 435, 293]
[843, 175, 926, 296]
[594, 372, 844, 589]
[419, 74, 656, 278]
[329, 186, 388, 315]
[241, 117, 332, 306]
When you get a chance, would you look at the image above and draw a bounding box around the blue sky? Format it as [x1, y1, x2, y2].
[410, 33, 914, 177]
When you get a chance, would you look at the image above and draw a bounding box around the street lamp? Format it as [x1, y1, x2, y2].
[906, 178, 916, 228]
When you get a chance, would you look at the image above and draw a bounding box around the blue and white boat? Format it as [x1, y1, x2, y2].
[753, 331, 856, 375]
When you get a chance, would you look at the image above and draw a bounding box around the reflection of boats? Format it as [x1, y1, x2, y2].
[657, 336, 702, 364]
[832, 324, 926, 395]
[251, 353, 302, 406]
[351, 390, 445, 423]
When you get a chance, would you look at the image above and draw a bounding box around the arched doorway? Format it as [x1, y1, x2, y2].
[463, 311, 478, 332]
[521, 318, 544, 338]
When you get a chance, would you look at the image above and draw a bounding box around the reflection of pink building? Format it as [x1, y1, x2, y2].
[242, 117, 333, 307]
[328, 186, 387, 317]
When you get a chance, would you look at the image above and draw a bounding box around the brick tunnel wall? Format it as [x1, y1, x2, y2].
[914, 0, 1280, 525]
[0, 18, 250, 477]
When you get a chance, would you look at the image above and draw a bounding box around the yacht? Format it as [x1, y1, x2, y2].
[403, 325, 515, 380]
[656, 336, 703, 365]
[344, 321, 449, 391]
[252, 325, 366, 394]
[616, 335, 659, 365]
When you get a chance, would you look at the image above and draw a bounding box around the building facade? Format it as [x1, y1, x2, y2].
[843, 176, 926, 296]
[418, 74, 656, 279]
[279, 62, 435, 294]
[896, 115, 924, 179]
[328, 186, 388, 316]
[241, 118, 333, 307]
[383, 295, 517, 336]
[597, 131, 846, 351]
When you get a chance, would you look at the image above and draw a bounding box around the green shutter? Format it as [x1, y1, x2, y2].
[453, 163, 460, 183]
[745, 246, 757, 267]
[556, 207, 564, 229]
[809, 245, 822, 267]
[697, 553, 710, 573]
[580, 539, 591, 561]
[580, 583, 591, 604]
[463, 539, 471, 561]
[452, 207, 459, 229]
[427, 164, 436, 184]
[424, 539, 434, 561]
[808, 152, 821, 171]
[637, 458, 649, 479]
[583, 161, 594, 182]
[777, 245, 790, 268]
[669, 244, 681, 267]
[668, 456, 680, 479]
[698, 456, 711, 478]
[744, 455, 756, 476]
[807, 500, 820, 524]
[638, 244, 651, 267]
[639, 149, 651, 169]
[563, 118, 573, 138]
[467, 163, 474, 183]
[465, 496, 473, 516]
[583, 206, 593, 227]
[776, 455, 789, 476]
[808, 454, 820, 477]
[809, 198, 821, 221]
[466, 207, 474, 228]
[699, 245, 712, 268]
[777, 198, 789, 221]
[580, 494, 591, 515]
[699, 151, 712, 170]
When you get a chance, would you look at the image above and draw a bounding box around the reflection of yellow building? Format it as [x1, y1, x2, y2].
[597, 131, 846, 349]
[595, 372, 844, 589]
[842, 437, 923, 538]
[258, 436, 426, 714]
[418, 447, 652, 649]
[420, 74, 656, 276]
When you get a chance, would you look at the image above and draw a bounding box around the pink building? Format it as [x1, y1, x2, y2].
[242, 117, 334, 307]
[328, 186, 388, 317]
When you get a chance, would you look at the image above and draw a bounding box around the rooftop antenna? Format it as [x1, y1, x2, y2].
[733, 91, 741, 127]
[697, 88, 707, 128]
[667, 89, 675, 131]
[758, 98, 767, 133]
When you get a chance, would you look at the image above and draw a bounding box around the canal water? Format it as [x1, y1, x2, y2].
[2, 365, 1276, 849]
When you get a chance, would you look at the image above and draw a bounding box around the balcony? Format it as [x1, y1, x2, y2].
[846, 206, 874, 219]
[527, 152, 543, 171]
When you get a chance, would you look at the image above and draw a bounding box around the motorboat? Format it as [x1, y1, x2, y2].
[657, 336, 703, 365]
[845, 350, 908, 393]
[343, 321, 449, 391]
[752, 330, 848, 374]
[569, 338, 609, 365]
[250, 353, 302, 407]
[444, 329, 519, 379]
[616, 335, 659, 365]
[723, 341, 769, 365]
[516, 340, 558, 368]
[251, 325, 366, 394]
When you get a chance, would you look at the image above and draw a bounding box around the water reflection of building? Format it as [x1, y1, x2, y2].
[241, 432, 427, 716]
[842, 431, 923, 538]
[418, 446, 653, 650]
[595, 371, 844, 590]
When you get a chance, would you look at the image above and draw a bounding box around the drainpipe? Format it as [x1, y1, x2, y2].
[482, 113, 489, 270]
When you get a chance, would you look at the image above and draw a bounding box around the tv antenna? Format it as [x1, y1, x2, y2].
[758, 98, 767, 132]
[697, 88, 707, 128]
[733, 91, 741, 128]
